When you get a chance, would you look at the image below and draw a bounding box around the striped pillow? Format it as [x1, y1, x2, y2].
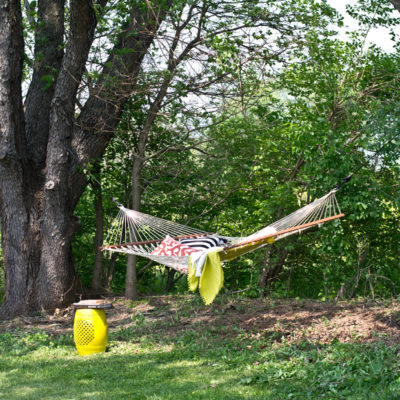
[178, 235, 227, 250]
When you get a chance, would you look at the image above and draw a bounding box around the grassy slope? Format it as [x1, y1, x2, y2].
[1, 296, 400, 400]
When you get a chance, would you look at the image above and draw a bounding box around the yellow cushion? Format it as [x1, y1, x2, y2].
[188, 250, 224, 305]
[187, 258, 199, 292]
[199, 250, 224, 305]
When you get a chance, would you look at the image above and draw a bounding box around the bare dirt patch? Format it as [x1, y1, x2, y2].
[1, 296, 399, 345]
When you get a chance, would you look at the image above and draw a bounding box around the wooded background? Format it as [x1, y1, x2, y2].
[1, 0, 400, 318]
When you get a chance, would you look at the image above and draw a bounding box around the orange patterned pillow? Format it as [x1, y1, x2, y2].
[151, 236, 200, 256]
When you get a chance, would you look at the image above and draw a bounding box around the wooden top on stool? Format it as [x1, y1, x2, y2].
[73, 299, 113, 310]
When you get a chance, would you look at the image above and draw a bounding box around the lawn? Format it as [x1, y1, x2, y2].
[1, 296, 400, 399]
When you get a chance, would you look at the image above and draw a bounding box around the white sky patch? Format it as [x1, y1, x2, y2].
[327, 0, 399, 52]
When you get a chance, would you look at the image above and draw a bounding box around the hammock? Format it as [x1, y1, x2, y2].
[101, 189, 344, 274]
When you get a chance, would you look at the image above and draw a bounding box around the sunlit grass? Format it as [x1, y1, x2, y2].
[1, 301, 400, 400]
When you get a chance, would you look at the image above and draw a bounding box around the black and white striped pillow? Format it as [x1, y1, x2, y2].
[178, 235, 227, 250]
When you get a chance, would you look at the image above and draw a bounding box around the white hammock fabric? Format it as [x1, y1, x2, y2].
[101, 189, 343, 273]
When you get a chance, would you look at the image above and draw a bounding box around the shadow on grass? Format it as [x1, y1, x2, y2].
[1, 346, 258, 400]
[2, 297, 400, 399]
[2, 336, 400, 400]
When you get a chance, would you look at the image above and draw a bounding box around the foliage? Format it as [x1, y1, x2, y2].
[72, 32, 400, 299]
[186, 34, 400, 299]
[5, 0, 400, 303]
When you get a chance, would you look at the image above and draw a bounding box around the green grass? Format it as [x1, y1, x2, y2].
[1, 300, 400, 399]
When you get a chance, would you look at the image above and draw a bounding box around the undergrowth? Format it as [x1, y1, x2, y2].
[1, 297, 400, 399]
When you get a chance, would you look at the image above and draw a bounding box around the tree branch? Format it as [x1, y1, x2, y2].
[70, 0, 172, 207]
[390, 0, 400, 13]
[0, 0, 25, 163]
[25, 0, 65, 166]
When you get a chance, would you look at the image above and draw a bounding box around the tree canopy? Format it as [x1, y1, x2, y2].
[1, 0, 400, 318]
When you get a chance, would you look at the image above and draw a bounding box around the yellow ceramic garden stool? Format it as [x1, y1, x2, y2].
[73, 300, 112, 356]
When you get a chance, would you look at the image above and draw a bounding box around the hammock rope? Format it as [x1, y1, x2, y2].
[101, 189, 344, 273]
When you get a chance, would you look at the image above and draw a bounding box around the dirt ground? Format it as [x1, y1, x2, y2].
[1, 296, 400, 346]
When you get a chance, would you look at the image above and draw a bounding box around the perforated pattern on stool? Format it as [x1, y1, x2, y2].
[75, 320, 95, 345]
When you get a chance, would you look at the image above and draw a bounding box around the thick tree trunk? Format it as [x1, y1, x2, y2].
[0, 0, 97, 317]
[35, 0, 97, 311]
[0, 0, 35, 317]
[0, 0, 170, 319]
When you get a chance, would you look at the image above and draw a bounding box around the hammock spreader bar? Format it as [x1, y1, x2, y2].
[222, 213, 344, 252]
[219, 213, 344, 262]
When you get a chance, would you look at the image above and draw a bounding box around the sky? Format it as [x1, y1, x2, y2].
[327, 0, 399, 52]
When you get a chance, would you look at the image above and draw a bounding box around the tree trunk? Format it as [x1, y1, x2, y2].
[258, 247, 272, 297]
[165, 268, 176, 293]
[125, 145, 143, 300]
[105, 252, 118, 291]
[125, 255, 138, 299]
[258, 156, 305, 297]
[91, 175, 104, 293]
[258, 247, 289, 295]
[0, 0, 40, 316]
[0, 0, 170, 319]
[390, 1, 400, 14]
[35, 0, 97, 311]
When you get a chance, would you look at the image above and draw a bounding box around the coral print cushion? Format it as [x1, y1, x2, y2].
[151, 236, 200, 256]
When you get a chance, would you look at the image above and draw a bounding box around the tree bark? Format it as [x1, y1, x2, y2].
[125, 254, 138, 299]
[390, 1, 400, 13]
[91, 174, 104, 293]
[0, 0, 31, 316]
[258, 247, 289, 295]
[36, 0, 97, 311]
[165, 268, 176, 293]
[0, 0, 170, 318]
[258, 246, 272, 296]
[25, 0, 65, 167]
[105, 252, 118, 291]
[125, 144, 143, 300]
